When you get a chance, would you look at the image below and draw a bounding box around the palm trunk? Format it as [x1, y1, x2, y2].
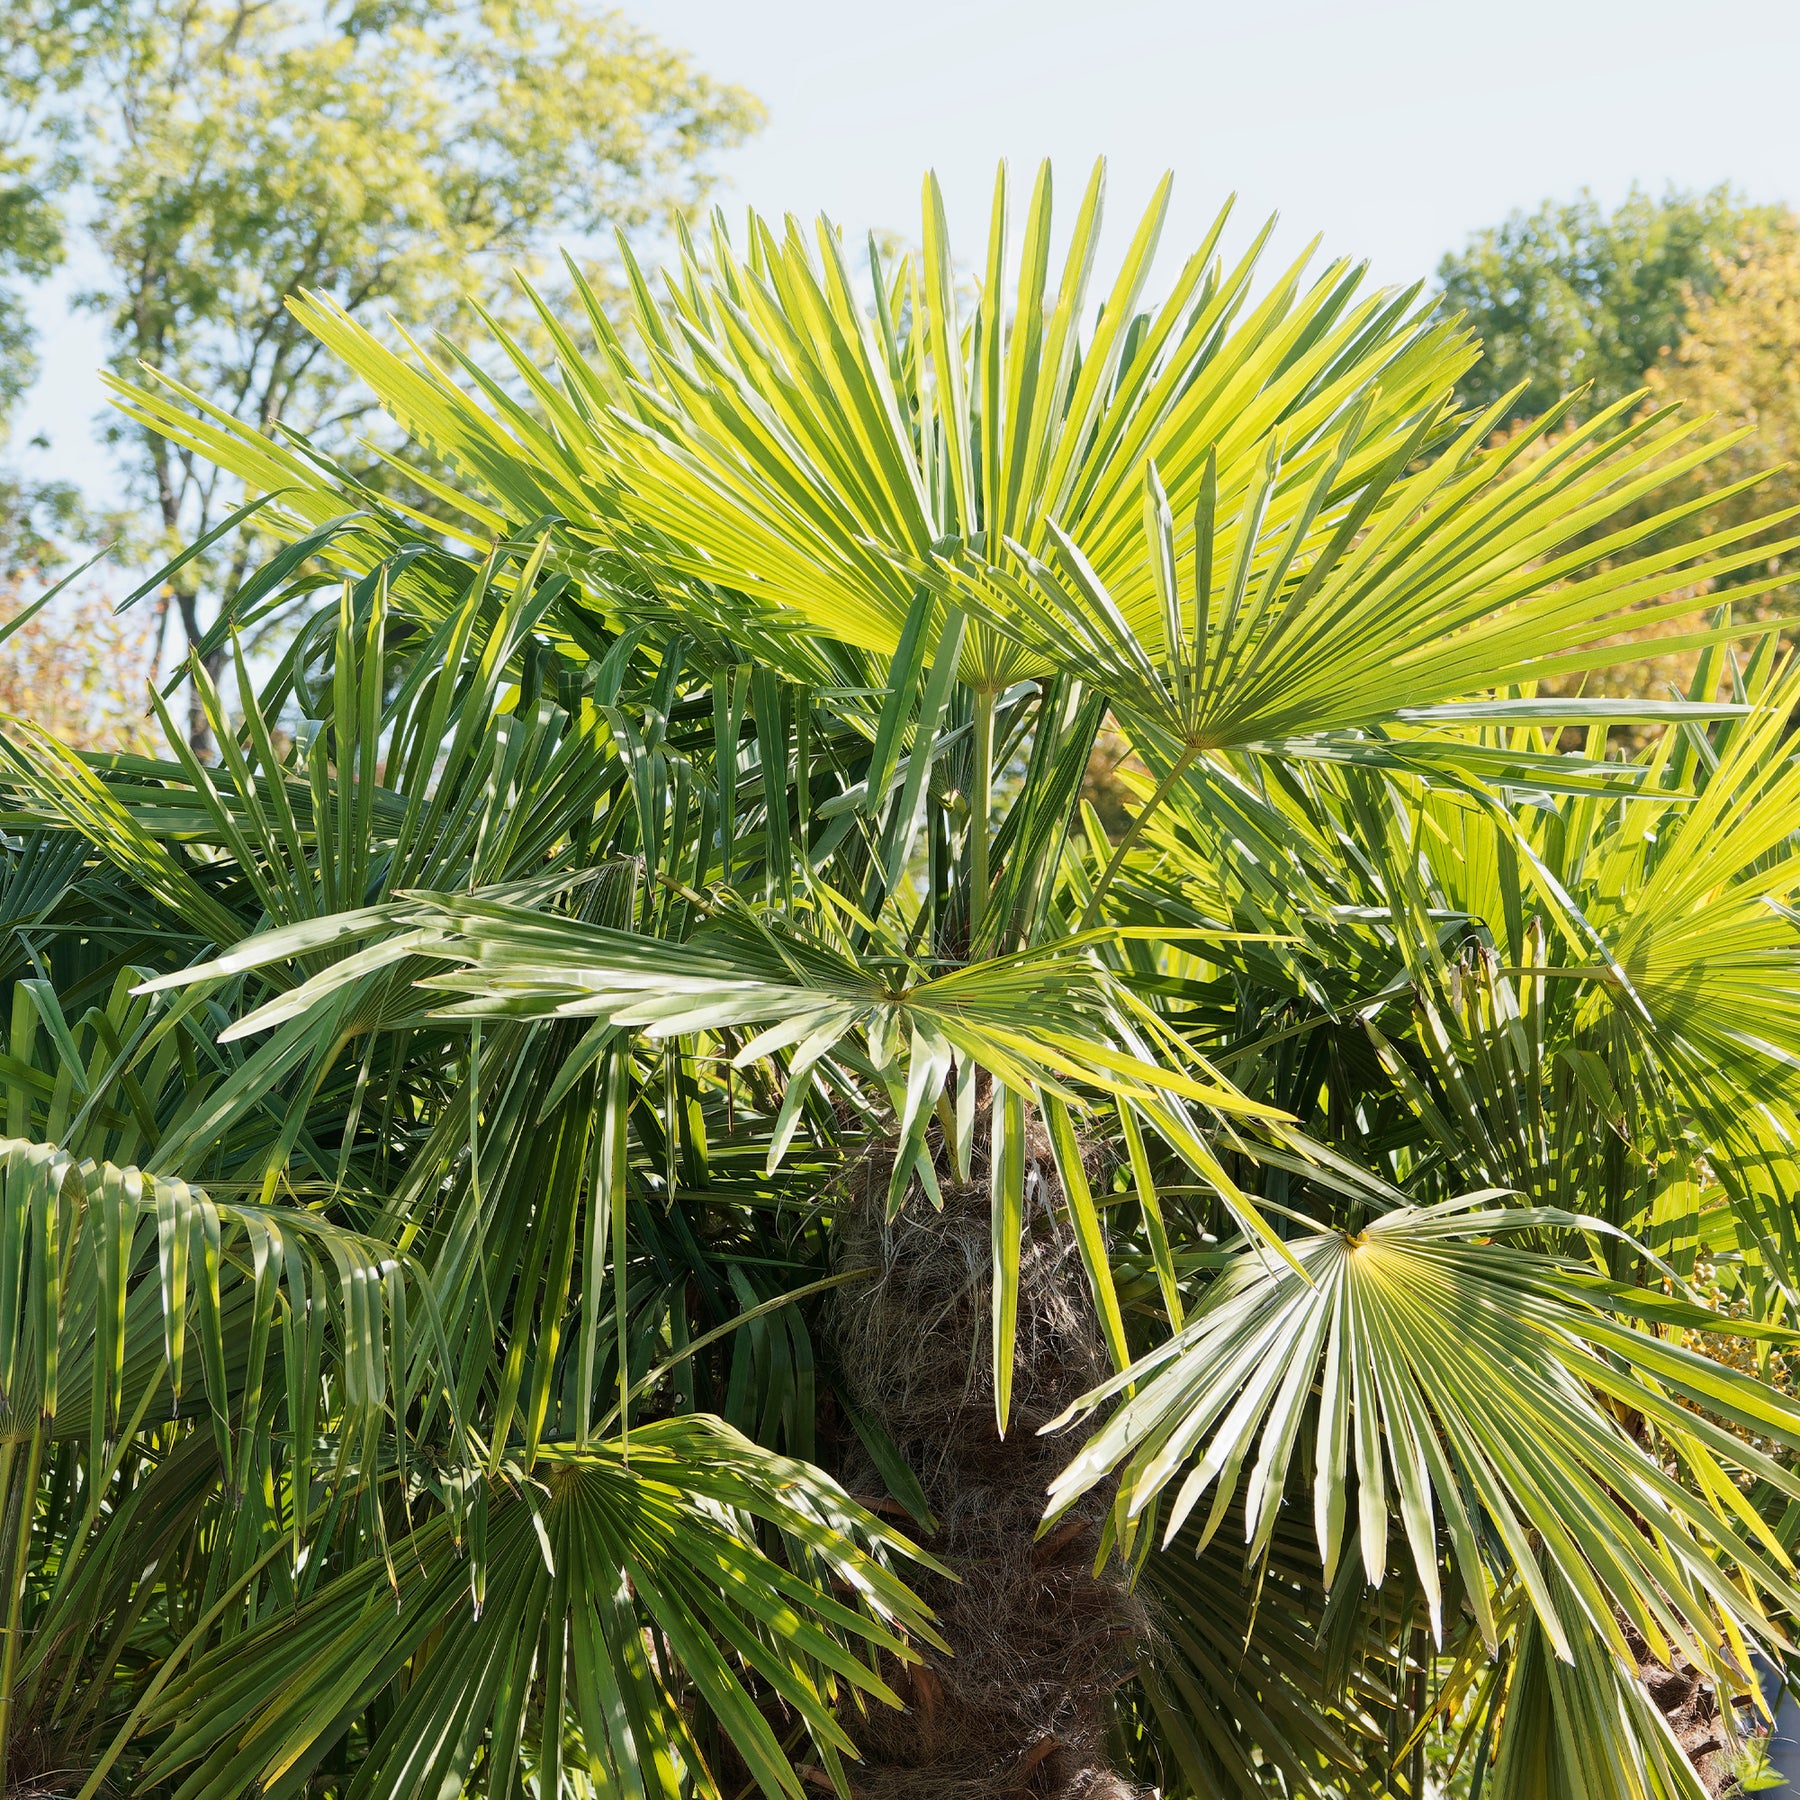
[829, 1114, 1145, 1800]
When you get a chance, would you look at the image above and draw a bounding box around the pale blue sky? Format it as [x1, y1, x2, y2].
[17, 0, 1800, 505]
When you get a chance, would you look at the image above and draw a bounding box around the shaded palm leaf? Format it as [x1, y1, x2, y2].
[141, 1417, 938, 1800]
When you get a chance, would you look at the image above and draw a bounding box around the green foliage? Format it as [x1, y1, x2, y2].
[0, 8, 79, 570]
[1437, 184, 1792, 427]
[0, 160, 1797, 1796]
[0, 472, 86, 575]
[2, 0, 760, 733]
[0, 168, 59, 428]
[1640, 231, 1800, 591]
[0, 0, 70, 430]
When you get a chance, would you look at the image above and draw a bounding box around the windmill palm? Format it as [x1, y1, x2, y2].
[4, 161, 1800, 1798]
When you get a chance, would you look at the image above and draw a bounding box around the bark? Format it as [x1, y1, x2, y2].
[1630, 1629, 1762, 1795]
[827, 1116, 1146, 1800]
[172, 583, 214, 754]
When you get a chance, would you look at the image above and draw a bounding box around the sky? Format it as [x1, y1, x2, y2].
[16, 0, 1800, 505]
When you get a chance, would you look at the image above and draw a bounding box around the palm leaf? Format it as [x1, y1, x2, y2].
[1049, 1196, 1800, 1688]
[140, 1417, 938, 1800]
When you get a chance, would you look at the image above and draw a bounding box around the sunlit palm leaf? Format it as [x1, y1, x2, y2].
[1050, 1196, 1800, 1687]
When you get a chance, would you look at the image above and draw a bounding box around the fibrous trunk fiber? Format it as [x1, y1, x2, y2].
[829, 1119, 1147, 1800]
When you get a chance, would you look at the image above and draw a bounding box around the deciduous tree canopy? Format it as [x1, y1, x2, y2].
[1438, 184, 1791, 427]
[2, 0, 760, 729]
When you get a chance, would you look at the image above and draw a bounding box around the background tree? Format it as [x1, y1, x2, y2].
[1647, 230, 1800, 547]
[0, 9, 69, 428]
[0, 7, 87, 572]
[0, 576, 155, 749]
[1437, 184, 1791, 426]
[4, 0, 761, 742]
[0, 165, 60, 441]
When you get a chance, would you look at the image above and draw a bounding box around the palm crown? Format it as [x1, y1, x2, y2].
[4, 161, 1800, 1799]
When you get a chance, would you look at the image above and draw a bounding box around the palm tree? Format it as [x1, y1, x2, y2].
[4, 160, 1800, 1798]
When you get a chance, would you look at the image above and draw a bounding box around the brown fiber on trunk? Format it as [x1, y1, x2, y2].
[827, 1115, 1148, 1800]
[1626, 1627, 1764, 1796]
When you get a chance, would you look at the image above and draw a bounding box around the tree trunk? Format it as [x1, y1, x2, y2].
[171, 584, 221, 757]
[828, 1115, 1146, 1800]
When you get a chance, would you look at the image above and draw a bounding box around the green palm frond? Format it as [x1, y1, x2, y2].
[1594, 666, 1800, 1084]
[1050, 1196, 1800, 1684]
[1133, 1505, 1400, 1798]
[138, 162, 1471, 697]
[916, 429, 1793, 779]
[141, 894, 1282, 1224]
[126, 159, 1789, 739]
[140, 1417, 938, 1800]
[1485, 1581, 1714, 1800]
